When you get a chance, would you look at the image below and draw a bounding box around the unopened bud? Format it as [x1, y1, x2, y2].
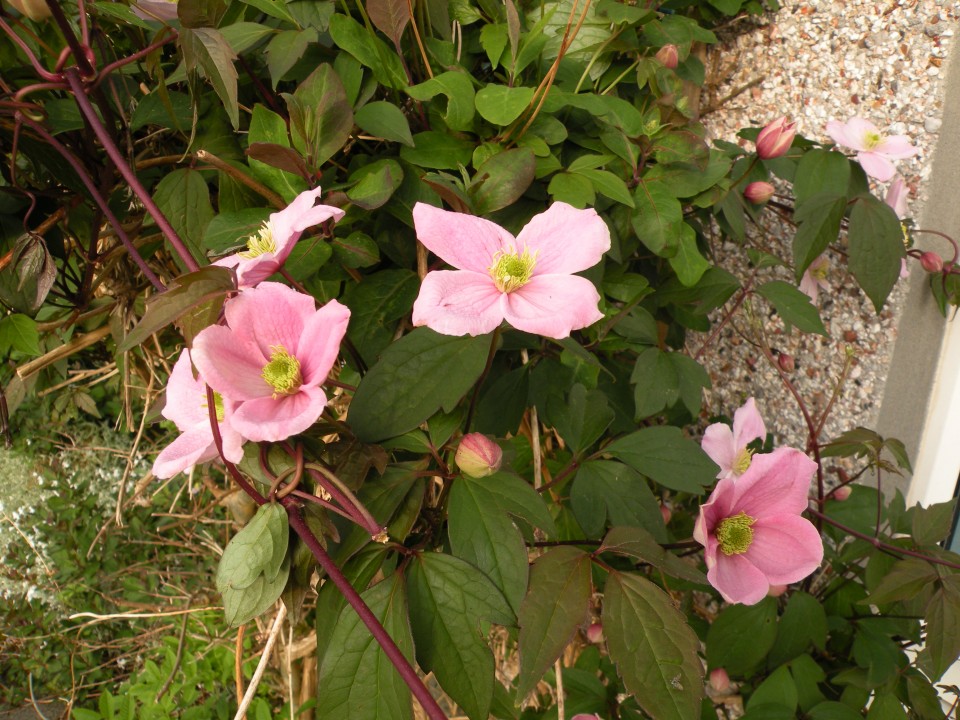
[744, 181, 775, 204]
[832, 485, 852, 501]
[571, 715, 601, 720]
[586, 622, 604, 644]
[755, 117, 797, 160]
[767, 584, 788, 597]
[655, 44, 679, 69]
[455, 433, 502, 478]
[660, 504, 672, 525]
[920, 251, 944, 274]
[709, 668, 731, 693]
[6, 0, 52, 20]
[777, 353, 795, 373]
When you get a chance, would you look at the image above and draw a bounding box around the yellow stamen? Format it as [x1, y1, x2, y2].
[238, 222, 277, 259]
[716, 512, 757, 555]
[262, 345, 302, 396]
[489, 247, 537, 293]
[732, 447, 754, 476]
[863, 131, 882, 150]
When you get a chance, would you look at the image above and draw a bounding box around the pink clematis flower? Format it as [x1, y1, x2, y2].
[799, 255, 830, 304]
[215, 187, 344, 288]
[694, 447, 824, 605]
[153, 349, 245, 479]
[702, 398, 766, 480]
[411, 202, 610, 339]
[755, 117, 797, 160]
[884, 177, 911, 280]
[191, 282, 350, 442]
[825, 117, 918, 182]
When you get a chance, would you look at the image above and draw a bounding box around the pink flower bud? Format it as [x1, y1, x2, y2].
[767, 584, 788, 597]
[655, 44, 679, 69]
[920, 251, 944, 274]
[586, 622, 604, 644]
[455, 433, 502, 478]
[6, 0, 52, 20]
[571, 715, 601, 720]
[660, 504, 672, 525]
[709, 668, 731, 693]
[744, 181, 775, 204]
[832, 486, 852, 501]
[755, 117, 797, 160]
[777, 353, 795, 373]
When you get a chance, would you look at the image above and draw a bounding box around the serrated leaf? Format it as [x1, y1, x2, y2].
[516, 547, 592, 699]
[118, 266, 235, 352]
[0, 315, 41, 356]
[355, 102, 415, 147]
[180, 27, 239, 128]
[756, 280, 828, 336]
[706, 598, 778, 676]
[349, 328, 491, 442]
[571, 461, 666, 541]
[863, 558, 937, 605]
[603, 571, 703, 720]
[600, 526, 705, 584]
[605, 426, 716, 493]
[407, 552, 514, 720]
[848, 195, 906, 313]
[315, 571, 414, 720]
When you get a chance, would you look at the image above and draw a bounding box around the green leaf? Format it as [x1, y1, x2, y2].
[600, 526, 706, 584]
[315, 572, 414, 720]
[918, 581, 960, 681]
[866, 694, 908, 720]
[706, 598, 778, 676]
[605, 426, 717, 493]
[328, 13, 407, 89]
[0, 314, 41, 356]
[407, 552, 514, 720]
[549, 384, 614, 455]
[570, 461, 666, 542]
[793, 149, 851, 206]
[203, 208, 271, 253]
[400, 131, 474, 169]
[341, 270, 419, 365]
[349, 328, 491, 442]
[366, 0, 410, 47]
[180, 27, 239, 129]
[332, 232, 380, 269]
[247, 104, 308, 202]
[468, 148, 536, 215]
[572, 168, 635, 207]
[755, 280, 828, 336]
[355, 102, 415, 147]
[516, 547, 593, 699]
[117, 266, 235, 352]
[548, 172, 595, 208]
[238, 0, 298, 24]
[912, 498, 957, 546]
[769, 591, 828, 667]
[808, 702, 864, 720]
[315, 545, 387, 661]
[152, 168, 215, 268]
[406, 72, 476, 132]
[668, 223, 709, 287]
[283, 64, 353, 168]
[474, 85, 534, 126]
[603, 571, 703, 720]
[633, 180, 682, 257]
[130, 90, 192, 132]
[847, 195, 906, 313]
[748, 666, 797, 713]
[220, 22, 274, 54]
[347, 159, 404, 210]
[265, 28, 314, 88]
[792, 193, 846, 279]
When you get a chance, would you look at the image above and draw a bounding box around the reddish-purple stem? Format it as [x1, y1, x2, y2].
[43, 0, 95, 77]
[0, 16, 63, 81]
[17, 113, 165, 291]
[94, 29, 178, 87]
[63, 67, 200, 272]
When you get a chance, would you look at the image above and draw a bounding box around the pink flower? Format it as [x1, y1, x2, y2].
[825, 117, 918, 182]
[799, 255, 830, 304]
[702, 398, 766, 480]
[655, 44, 679, 69]
[153, 349, 245, 479]
[755, 117, 796, 160]
[214, 187, 344, 288]
[709, 668, 731, 693]
[885, 175, 908, 219]
[743, 181, 775, 204]
[411, 202, 610, 339]
[191, 282, 350, 442]
[456, 433, 502, 478]
[694, 447, 823, 605]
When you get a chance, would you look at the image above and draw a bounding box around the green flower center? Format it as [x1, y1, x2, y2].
[489, 247, 537, 293]
[239, 222, 277, 259]
[716, 511, 756, 555]
[863, 131, 882, 150]
[732, 447, 753, 476]
[811, 262, 829, 282]
[201, 391, 226, 422]
[262, 345, 302, 396]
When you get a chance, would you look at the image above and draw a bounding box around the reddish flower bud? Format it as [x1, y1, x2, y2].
[660, 504, 672, 525]
[767, 584, 789, 597]
[920, 251, 944, 273]
[777, 353, 795, 373]
[586, 622, 604, 644]
[744, 181, 775, 204]
[456, 433, 502, 478]
[655, 44, 679, 69]
[709, 668, 731, 693]
[756, 117, 797, 160]
[571, 715, 601, 720]
[833, 486, 852, 501]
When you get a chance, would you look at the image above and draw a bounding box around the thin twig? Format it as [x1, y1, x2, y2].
[233, 604, 287, 720]
[155, 611, 190, 701]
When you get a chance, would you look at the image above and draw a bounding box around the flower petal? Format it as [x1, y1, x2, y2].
[731, 447, 818, 518]
[732, 397, 766, 449]
[696, 476, 739, 543]
[413, 202, 512, 273]
[231, 385, 328, 442]
[875, 135, 918, 160]
[798, 270, 819, 303]
[500, 274, 602, 338]
[746, 514, 824, 585]
[233, 254, 280, 288]
[826, 117, 877, 151]
[885, 176, 908, 219]
[298, 299, 351, 385]
[516, 203, 611, 274]
[224, 282, 315, 357]
[701, 422, 736, 478]
[192, 325, 271, 401]
[412, 270, 506, 336]
[152, 428, 219, 479]
[856, 151, 896, 182]
[161, 350, 207, 430]
[708, 552, 770, 605]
